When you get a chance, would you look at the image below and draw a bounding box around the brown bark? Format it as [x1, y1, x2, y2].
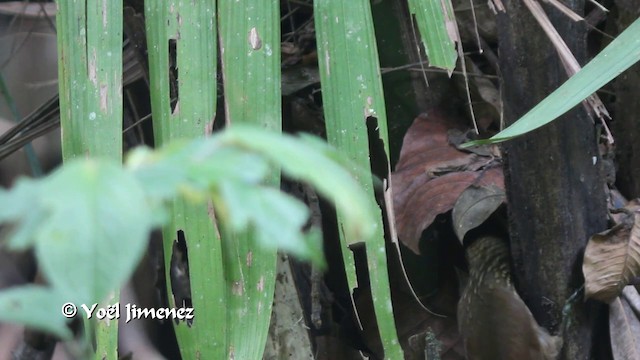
[497, 1, 608, 359]
[612, 0, 640, 198]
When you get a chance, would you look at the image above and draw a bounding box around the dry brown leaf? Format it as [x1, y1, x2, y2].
[609, 286, 640, 360]
[393, 111, 474, 177]
[623, 285, 640, 318]
[392, 110, 503, 254]
[452, 184, 506, 243]
[394, 169, 503, 254]
[583, 209, 640, 303]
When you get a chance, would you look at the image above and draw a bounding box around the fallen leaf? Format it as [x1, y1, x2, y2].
[584, 208, 640, 303]
[394, 111, 476, 180]
[609, 286, 640, 360]
[452, 184, 506, 243]
[623, 285, 640, 317]
[392, 109, 503, 253]
[394, 169, 503, 253]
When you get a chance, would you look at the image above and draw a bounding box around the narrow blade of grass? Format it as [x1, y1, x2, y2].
[315, 1, 404, 358]
[218, 1, 281, 358]
[56, 1, 123, 358]
[464, 17, 640, 147]
[57, 1, 123, 160]
[407, 0, 458, 71]
[145, 2, 224, 359]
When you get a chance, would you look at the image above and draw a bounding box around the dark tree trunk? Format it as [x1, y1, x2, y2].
[497, 1, 608, 359]
[612, 0, 640, 198]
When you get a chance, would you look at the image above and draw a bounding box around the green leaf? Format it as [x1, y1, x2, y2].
[0, 128, 376, 352]
[0, 286, 71, 339]
[219, 0, 283, 356]
[464, 17, 640, 147]
[0, 179, 41, 223]
[176, 147, 269, 196]
[0, 179, 46, 250]
[218, 127, 376, 242]
[216, 181, 323, 265]
[130, 127, 371, 265]
[130, 143, 270, 201]
[314, 1, 404, 357]
[56, 0, 124, 356]
[407, 0, 458, 70]
[145, 1, 224, 358]
[4, 160, 152, 306]
[57, 0, 123, 161]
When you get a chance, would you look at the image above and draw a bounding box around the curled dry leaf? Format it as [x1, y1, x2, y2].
[609, 286, 640, 360]
[452, 184, 506, 243]
[583, 207, 640, 303]
[624, 285, 640, 317]
[392, 109, 503, 254]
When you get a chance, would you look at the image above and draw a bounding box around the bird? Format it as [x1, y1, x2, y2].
[457, 236, 561, 360]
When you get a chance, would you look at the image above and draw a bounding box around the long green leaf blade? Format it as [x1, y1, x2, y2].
[465, 17, 640, 146]
[57, 1, 123, 160]
[315, 1, 403, 358]
[145, 2, 224, 359]
[56, 1, 123, 358]
[218, 1, 281, 358]
[407, 0, 458, 70]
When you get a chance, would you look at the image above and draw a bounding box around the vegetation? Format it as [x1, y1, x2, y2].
[0, 0, 639, 359]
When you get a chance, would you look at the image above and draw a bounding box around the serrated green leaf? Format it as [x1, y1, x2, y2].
[184, 148, 269, 190]
[32, 160, 151, 305]
[131, 144, 270, 201]
[0, 126, 374, 350]
[216, 180, 319, 257]
[0, 179, 41, 221]
[1, 178, 47, 249]
[218, 127, 376, 242]
[0, 286, 71, 339]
